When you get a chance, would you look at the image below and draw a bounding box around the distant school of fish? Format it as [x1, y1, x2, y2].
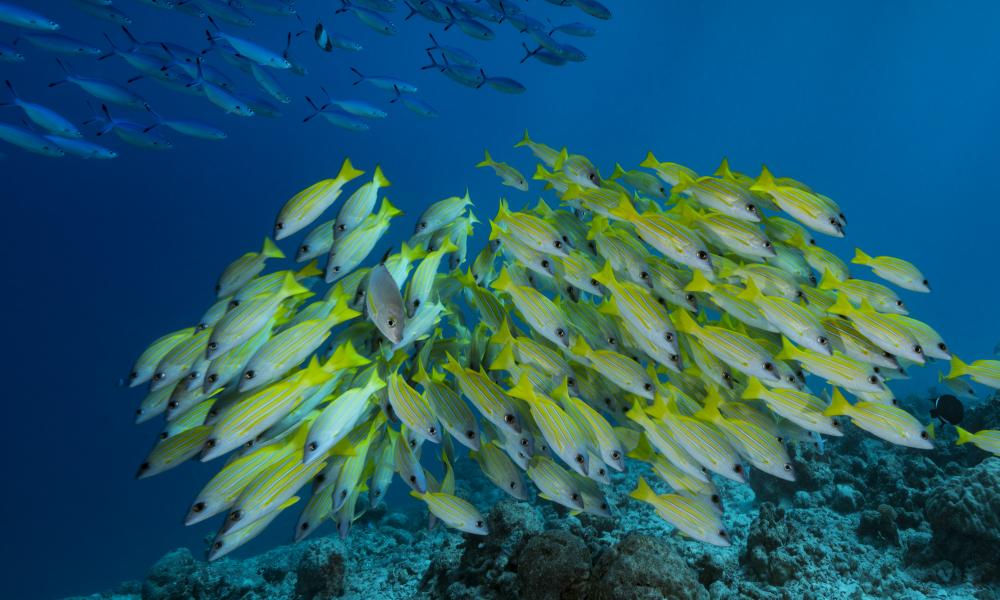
[0, 0, 611, 158]
[124, 129, 1000, 560]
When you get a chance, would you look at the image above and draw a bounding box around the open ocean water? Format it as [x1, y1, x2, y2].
[3, 1, 1000, 598]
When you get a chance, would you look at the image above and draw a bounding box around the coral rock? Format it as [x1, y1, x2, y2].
[587, 533, 708, 600]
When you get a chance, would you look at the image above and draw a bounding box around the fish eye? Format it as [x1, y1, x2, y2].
[519, 437, 529, 447]
[764, 241, 773, 249]
[607, 336, 616, 346]
[206, 374, 218, 384]
[340, 489, 348, 499]
[783, 463, 792, 471]
[922, 279, 929, 287]
[475, 520, 484, 528]
[718, 530, 727, 538]
[541, 259, 551, 269]
[643, 383, 654, 392]
[828, 218, 837, 225]
[466, 430, 476, 439]
[230, 300, 240, 309]
[331, 265, 341, 273]
[128, 371, 138, 381]
[192, 502, 206, 513]
[504, 414, 515, 424]
[574, 454, 585, 464]
[696, 251, 709, 261]
[187, 371, 199, 380]
[418, 222, 427, 231]
[913, 345, 923, 355]
[167, 400, 179, 410]
[590, 278, 600, 288]
[938, 342, 947, 352]
[243, 370, 255, 380]
[670, 354, 679, 364]
[665, 332, 675, 343]
[571, 492, 581, 502]
[207, 342, 218, 351]
[598, 467, 606, 476]
[711, 494, 720, 504]
[891, 398, 899, 406]
[554, 240, 563, 249]
[809, 275, 817, 285]
[275, 222, 284, 231]
[604, 397, 612, 406]
[307, 441, 318, 452]
[228, 510, 242, 522]
[412, 299, 421, 309]
[429, 426, 437, 436]
[796, 370, 805, 380]
[817, 336, 829, 346]
[409, 475, 417, 483]
[299, 244, 309, 254]
[160, 432, 168, 440]
[686, 293, 696, 303]
[204, 438, 217, 449]
[868, 375, 879, 384]
[733, 464, 743, 474]
[212, 541, 223, 551]
[153, 372, 165, 382]
[300, 522, 310, 531]
[920, 430, 929, 440]
[567, 377, 577, 387]
[785, 375, 795, 384]
[747, 203, 757, 214]
[895, 300, 904, 307]
[611, 450, 621, 460]
[763, 362, 775, 372]
[387, 318, 397, 328]
[556, 328, 566, 338]
[588, 173, 597, 183]
[657, 297, 666, 306]
[640, 271, 650, 280]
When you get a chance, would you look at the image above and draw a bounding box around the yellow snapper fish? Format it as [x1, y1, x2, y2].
[491, 267, 571, 349]
[554, 148, 601, 189]
[827, 293, 926, 364]
[326, 198, 402, 283]
[129, 327, 196, 387]
[672, 309, 783, 385]
[629, 477, 730, 547]
[274, 158, 365, 240]
[207, 273, 311, 360]
[852, 248, 929, 293]
[476, 149, 528, 191]
[750, 166, 844, 237]
[610, 163, 667, 199]
[332, 165, 392, 238]
[215, 237, 285, 298]
[507, 375, 591, 476]
[947, 356, 1000, 389]
[673, 172, 762, 223]
[514, 129, 561, 167]
[741, 377, 843, 437]
[954, 427, 1000, 456]
[639, 151, 698, 187]
[823, 388, 932, 449]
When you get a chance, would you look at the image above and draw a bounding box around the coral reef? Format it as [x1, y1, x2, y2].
[67, 395, 1000, 600]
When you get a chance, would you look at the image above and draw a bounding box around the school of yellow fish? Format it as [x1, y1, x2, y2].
[127, 130, 1000, 560]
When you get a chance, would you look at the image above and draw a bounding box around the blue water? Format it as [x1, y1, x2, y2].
[5, 1, 1000, 597]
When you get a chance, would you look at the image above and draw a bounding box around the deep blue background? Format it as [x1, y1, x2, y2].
[3, 1, 999, 597]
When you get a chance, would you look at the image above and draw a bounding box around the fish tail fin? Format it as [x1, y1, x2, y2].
[532, 163, 554, 183]
[426, 32, 439, 50]
[591, 260, 618, 289]
[488, 317, 515, 347]
[735, 278, 764, 302]
[506, 373, 539, 404]
[597, 295, 620, 317]
[851, 248, 872, 266]
[476, 149, 494, 168]
[371, 164, 390, 188]
[569, 335, 591, 359]
[409, 490, 427, 501]
[278, 271, 310, 298]
[750, 165, 776, 193]
[827, 292, 854, 317]
[693, 387, 725, 423]
[121, 25, 139, 45]
[775, 337, 800, 362]
[488, 219, 505, 243]
[715, 156, 734, 179]
[685, 269, 715, 294]
[515, 129, 532, 148]
[671, 170, 696, 195]
[670, 308, 700, 336]
[925, 422, 935, 441]
[822, 387, 852, 417]
[420, 51, 438, 71]
[741, 376, 767, 400]
[489, 343, 517, 372]
[610, 163, 626, 180]
[628, 476, 656, 502]
[442, 352, 464, 378]
[303, 96, 321, 122]
[491, 267, 514, 292]
[377, 197, 402, 219]
[3, 79, 15, 99]
[296, 259, 322, 279]
[954, 426, 974, 445]
[946, 355, 969, 379]
[336, 157, 365, 184]
[608, 193, 640, 222]
[325, 341, 369, 372]
[817, 268, 841, 291]
[349, 67, 364, 84]
[553, 147, 569, 172]
[625, 400, 650, 425]
[262, 237, 285, 259]
[639, 151, 658, 170]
